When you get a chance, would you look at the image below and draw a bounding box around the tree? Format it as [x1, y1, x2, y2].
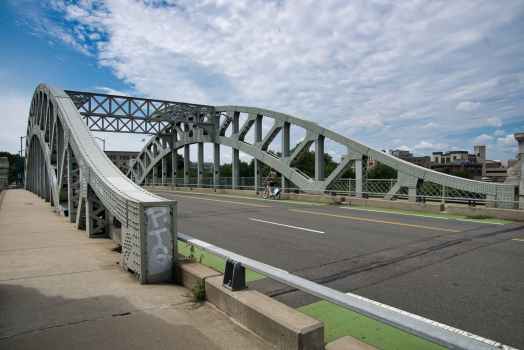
[452, 170, 474, 180]
[368, 164, 397, 179]
[438, 167, 452, 175]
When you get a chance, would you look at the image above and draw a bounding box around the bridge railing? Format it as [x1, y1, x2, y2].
[178, 232, 503, 350]
[144, 177, 504, 206]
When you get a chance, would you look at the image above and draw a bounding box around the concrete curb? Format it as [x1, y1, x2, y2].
[446, 204, 524, 221]
[174, 257, 324, 350]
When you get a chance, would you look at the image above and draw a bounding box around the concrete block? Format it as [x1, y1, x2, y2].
[344, 198, 444, 214]
[447, 205, 524, 221]
[174, 256, 222, 290]
[205, 276, 324, 350]
[325, 336, 379, 350]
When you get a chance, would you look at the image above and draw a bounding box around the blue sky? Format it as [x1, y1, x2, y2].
[1, 0, 523, 164]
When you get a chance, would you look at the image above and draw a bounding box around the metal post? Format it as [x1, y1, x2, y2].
[232, 112, 240, 190]
[315, 135, 325, 183]
[254, 114, 263, 192]
[214, 143, 220, 189]
[162, 157, 167, 186]
[198, 142, 204, 188]
[172, 150, 177, 187]
[282, 122, 290, 193]
[184, 144, 190, 186]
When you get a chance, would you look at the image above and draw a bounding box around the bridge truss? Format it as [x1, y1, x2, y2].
[25, 84, 177, 284]
[64, 90, 516, 209]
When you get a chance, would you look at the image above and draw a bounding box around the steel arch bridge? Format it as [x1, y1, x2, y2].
[23, 83, 517, 282]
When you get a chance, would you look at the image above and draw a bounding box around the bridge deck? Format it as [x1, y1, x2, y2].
[0, 189, 276, 350]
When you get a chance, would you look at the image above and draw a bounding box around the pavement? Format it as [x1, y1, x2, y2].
[151, 189, 524, 349]
[0, 189, 277, 350]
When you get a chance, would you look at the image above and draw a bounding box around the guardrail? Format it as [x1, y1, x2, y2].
[178, 232, 506, 350]
[146, 182, 522, 207]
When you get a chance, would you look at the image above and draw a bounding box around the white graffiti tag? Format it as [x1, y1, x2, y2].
[146, 207, 172, 275]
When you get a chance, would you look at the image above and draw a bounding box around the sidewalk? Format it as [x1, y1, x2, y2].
[0, 189, 276, 350]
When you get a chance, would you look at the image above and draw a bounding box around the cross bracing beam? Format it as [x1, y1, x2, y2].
[65, 90, 216, 134]
[129, 104, 516, 208]
[24, 84, 177, 284]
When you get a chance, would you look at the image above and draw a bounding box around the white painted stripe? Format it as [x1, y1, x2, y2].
[343, 207, 505, 224]
[455, 219, 503, 225]
[342, 207, 449, 220]
[345, 291, 517, 350]
[249, 218, 325, 233]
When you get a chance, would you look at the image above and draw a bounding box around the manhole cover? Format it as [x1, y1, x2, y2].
[25, 203, 33, 205]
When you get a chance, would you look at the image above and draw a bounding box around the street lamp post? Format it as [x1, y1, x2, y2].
[94, 137, 106, 152]
[18, 136, 27, 188]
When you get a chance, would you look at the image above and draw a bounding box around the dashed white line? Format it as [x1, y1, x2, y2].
[249, 218, 325, 233]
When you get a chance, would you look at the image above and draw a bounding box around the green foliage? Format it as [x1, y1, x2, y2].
[186, 244, 204, 263]
[490, 177, 500, 182]
[451, 170, 474, 180]
[469, 215, 492, 220]
[438, 167, 452, 174]
[368, 164, 397, 179]
[186, 281, 206, 309]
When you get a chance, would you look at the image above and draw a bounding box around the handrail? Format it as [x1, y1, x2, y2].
[178, 232, 506, 350]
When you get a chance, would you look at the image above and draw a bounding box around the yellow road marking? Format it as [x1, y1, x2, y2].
[288, 209, 460, 232]
[512, 238, 524, 242]
[152, 193, 271, 208]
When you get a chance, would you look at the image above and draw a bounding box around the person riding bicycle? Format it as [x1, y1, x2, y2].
[265, 167, 278, 196]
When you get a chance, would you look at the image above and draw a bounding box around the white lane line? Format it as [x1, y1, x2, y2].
[342, 207, 505, 224]
[455, 219, 503, 225]
[345, 291, 517, 349]
[249, 218, 325, 233]
[341, 207, 448, 220]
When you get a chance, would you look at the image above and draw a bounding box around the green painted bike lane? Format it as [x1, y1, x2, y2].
[180, 241, 448, 349]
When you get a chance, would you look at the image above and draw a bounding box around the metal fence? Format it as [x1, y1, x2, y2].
[178, 232, 505, 350]
[150, 177, 504, 206]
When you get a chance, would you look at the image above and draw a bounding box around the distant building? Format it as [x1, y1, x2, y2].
[389, 149, 431, 169]
[431, 146, 485, 178]
[105, 151, 139, 172]
[342, 155, 382, 171]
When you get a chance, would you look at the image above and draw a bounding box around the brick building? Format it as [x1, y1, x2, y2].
[105, 151, 139, 172]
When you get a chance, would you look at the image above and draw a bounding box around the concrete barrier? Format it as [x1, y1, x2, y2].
[345, 197, 444, 214]
[446, 204, 524, 221]
[205, 275, 324, 350]
[174, 257, 324, 350]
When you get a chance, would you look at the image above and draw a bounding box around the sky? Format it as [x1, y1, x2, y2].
[1, 0, 523, 164]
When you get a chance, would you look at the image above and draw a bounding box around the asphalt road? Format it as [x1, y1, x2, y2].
[150, 190, 524, 349]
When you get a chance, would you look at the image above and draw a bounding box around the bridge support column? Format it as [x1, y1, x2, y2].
[214, 143, 220, 189]
[198, 142, 204, 188]
[282, 122, 290, 193]
[254, 160, 262, 192]
[315, 135, 325, 184]
[184, 144, 190, 186]
[67, 148, 80, 223]
[85, 184, 109, 238]
[355, 156, 369, 198]
[162, 157, 167, 186]
[153, 166, 158, 186]
[172, 150, 178, 187]
[233, 149, 239, 190]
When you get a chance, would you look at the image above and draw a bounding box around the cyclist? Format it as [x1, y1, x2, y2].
[265, 167, 278, 196]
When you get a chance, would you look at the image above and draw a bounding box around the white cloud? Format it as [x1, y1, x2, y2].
[497, 134, 516, 149]
[473, 134, 493, 144]
[493, 129, 506, 136]
[455, 101, 481, 112]
[412, 141, 447, 151]
[95, 87, 128, 96]
[421, 122, 440, 132]
[497, 75, 519, 86]
[486, 117, 503, 127]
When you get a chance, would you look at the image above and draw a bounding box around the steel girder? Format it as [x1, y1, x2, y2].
[128, 105, 515, 208]
[24, 84, 177, 284]
[65, 90, 216, 134]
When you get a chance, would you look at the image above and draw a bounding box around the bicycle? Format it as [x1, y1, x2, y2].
[262, 181, 281, 200]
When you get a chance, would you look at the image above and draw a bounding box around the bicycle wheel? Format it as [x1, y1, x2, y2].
[274, 189, 281, 200]
[262, 188, 269, 199]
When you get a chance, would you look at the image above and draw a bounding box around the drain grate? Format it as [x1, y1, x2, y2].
[24, 203, 33, 205]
